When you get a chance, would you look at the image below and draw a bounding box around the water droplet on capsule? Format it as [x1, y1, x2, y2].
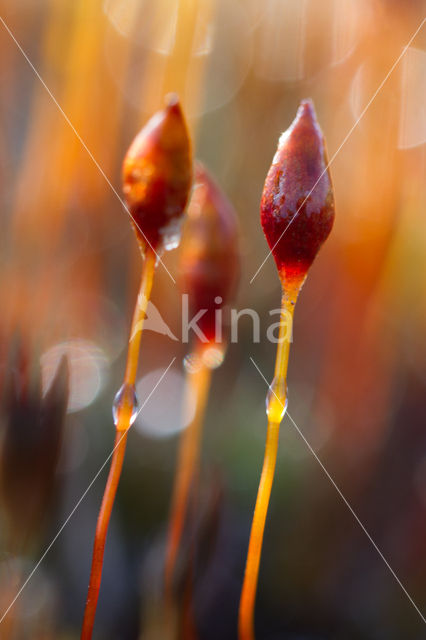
[160, 219, 182, 252]
[112, 383, 139, 429]
[162, 229, 181, 251]
[163, 234, 180, 251]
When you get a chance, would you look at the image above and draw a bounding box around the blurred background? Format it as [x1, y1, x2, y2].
[0, 0, 425, 638]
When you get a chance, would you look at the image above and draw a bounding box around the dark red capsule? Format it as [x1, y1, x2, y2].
[180, 163, 240, 345]
[122, 94, 192, 253]
[260, 99, 335, 288]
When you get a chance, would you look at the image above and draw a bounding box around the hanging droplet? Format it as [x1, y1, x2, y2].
[112, 383, 139, 430]
[266, 376, 288, 423]
[160, 219, 182, 252]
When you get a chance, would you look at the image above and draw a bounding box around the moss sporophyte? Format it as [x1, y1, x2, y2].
[81, 95, 192, 640]
[239, 99, 335, 640]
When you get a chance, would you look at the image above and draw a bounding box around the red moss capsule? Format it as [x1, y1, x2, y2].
[122, 94, 192, 253]
[260, 99, 335, 288]
[180, 163, 240, 346]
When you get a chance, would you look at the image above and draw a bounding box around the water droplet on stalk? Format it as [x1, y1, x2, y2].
[112, 383, 139, 429]
[266, 376, 288, 423]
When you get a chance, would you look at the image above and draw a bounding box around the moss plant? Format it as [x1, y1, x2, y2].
[81, 95, 192, 640]
[164, 163, 240, 603]
[238, 100, 335, 640]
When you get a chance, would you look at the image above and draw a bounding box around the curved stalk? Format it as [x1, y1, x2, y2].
[81, 248, 156, 639]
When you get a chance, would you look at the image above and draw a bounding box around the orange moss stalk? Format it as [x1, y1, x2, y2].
[164, 164, 240, 600]
[81, 95, 192, 640]
[164, 343, 212, 600]
[239, 100, 335, 640]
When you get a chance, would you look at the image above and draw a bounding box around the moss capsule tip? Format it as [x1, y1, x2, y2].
[165, 92, 181, 111]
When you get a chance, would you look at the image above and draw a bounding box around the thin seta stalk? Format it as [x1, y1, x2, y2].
[239, 99, 335, 640]
[239, 287, 298, 640]
[81, 94, 192, 639]
[81, 248, 155, 639]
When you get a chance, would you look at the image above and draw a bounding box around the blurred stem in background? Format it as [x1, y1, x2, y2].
[164, 346, 212, 600]
[0, 344, 69, 637]
[162, 0, 214, 119]
[164, 164, 240, 620]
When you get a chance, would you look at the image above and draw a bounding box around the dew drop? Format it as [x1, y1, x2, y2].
[266, 376, 288, 423]
[160, 219, 182, 252]
[165, 237, 180, 251]
[162, 231, 181, 252]
[112, 383, 139, 429]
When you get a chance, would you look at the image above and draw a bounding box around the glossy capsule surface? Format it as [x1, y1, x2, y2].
[122, 94, 192, 253]
[260, 99, 335, 286]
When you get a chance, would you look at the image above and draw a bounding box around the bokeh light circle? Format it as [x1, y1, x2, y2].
[134, 367, 196, 439]
[41, 339, 108, 413]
